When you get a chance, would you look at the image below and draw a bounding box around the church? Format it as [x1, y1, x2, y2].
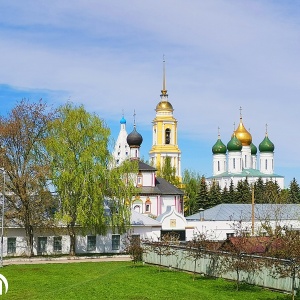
[112, 60, 184, 218]
[206, 110, 284, 189]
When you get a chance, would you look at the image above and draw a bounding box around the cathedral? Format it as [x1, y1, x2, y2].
[206, 110, 284, 189]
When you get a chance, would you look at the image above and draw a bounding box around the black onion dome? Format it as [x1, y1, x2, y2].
[127, 127, 143, 146]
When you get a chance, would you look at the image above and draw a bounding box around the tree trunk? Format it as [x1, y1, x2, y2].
[236, 268, 240, 291]
[24, 209, 34, 257]
[68, 223, 76, 256]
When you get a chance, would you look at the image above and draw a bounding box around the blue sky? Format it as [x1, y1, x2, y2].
[0, 1, 300, 187]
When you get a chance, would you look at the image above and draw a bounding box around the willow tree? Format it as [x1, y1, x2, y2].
[45, 103, 137, 255]
[0, 99, 57, 256]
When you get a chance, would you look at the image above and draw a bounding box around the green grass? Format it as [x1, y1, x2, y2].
[0, 261, 295, 300]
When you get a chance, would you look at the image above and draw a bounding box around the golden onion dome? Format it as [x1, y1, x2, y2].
[234, 119, 252, 146]
[156, 100, 173, 111]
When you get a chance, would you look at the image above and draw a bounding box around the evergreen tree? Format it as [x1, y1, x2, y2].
[264, 180, 281, 203]
[235, 179, 251, 203]
[196, 176, 209, 209]
[254, 177, 265, 203]
[228, 180, 236, 203]
[208, 181, 222, 207]
[288, 178, 300, 203]
[222, 185, 230, 203]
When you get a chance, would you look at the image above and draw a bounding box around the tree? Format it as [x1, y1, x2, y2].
[158, 156, 180, 187]
[0, 99, 56, 256]
[147, 232, 179, 272]
[228, 180, 236, 204]
[45, 103, 137, 255]
[186, 232, 210, 280]
[196, 176, 209, 209]
[208, 180, 222, 207]
[219, 222, 263, 291]
[288, 178, 300, 203]
[264, 181, 281, 203]
[235, 179, 251, 203]
[266, 229, 300, 300]
[182, 170, 201, 216]
[254, 177, 265, 204]
[123, 233, 143, 264]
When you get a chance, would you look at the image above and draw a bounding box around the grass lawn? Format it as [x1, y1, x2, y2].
[0, 261, 295, 300]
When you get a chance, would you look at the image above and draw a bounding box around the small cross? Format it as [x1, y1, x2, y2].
[133, 110, 136, 127]
[239, 106, 242, 118]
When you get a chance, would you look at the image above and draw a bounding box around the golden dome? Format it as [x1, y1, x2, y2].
[156, 100, 173, 111]
[234, 119, 252, 146]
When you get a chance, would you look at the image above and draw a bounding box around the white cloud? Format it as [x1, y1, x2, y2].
[0, 0, 300, 185]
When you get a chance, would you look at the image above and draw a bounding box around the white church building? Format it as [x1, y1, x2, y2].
[206, 110, 284, 189]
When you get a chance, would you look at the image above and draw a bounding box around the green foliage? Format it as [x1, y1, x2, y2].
[208, 181, 222, 207]
[45, 103, 137, 254]
[196, 176, 209, 209]
[288, 178, 300, 203]
[157, 156, 180, 187]
[235, 179, 251, 203]
[182, 169, 201, 215]
[0, 99, 57, 256]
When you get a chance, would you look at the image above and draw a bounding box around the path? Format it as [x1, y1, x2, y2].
[3, 255, 132, 265]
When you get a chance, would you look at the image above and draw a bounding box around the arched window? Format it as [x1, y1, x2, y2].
[134, 205, 140, 213]
[145, 198, 151, 213]
[165, 128, 171, 144]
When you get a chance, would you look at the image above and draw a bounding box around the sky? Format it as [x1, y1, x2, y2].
[0, 1, 300, 188]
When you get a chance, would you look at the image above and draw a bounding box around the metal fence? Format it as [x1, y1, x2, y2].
[142, 243, 298, 294]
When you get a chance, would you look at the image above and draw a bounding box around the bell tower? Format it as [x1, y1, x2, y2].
[149, 58, 181, 180]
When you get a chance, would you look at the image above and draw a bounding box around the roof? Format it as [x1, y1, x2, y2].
[131, 209, 161, 227]
[137, 176, 184, 196]
[155, 177, 184, 195]
[206, 168, 284, 179]
[138, 161, 157, 172]
[221, 236, 273, 254]
[186, 203, 300, 221]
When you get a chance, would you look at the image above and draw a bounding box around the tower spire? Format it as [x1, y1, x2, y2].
[265, 123, 268, 136]
[133, 109, 136, 129]
[239, 106, 243, 119]
[161, 55, 168, 98]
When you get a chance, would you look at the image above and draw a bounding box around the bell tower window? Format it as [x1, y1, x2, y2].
[165, 128, 171, 144]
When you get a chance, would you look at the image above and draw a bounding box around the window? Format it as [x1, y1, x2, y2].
[38, 237, 47, 253]
[165, 128, 171, 144]
[134, 205, 141, 213]
[145, 204, 150, 212]
[7, 237, 16, 254]
[145, 199, 151, 213]
[112, 235, 120, 250]
[233, 158, 236, 169]
[217, 161, 220, 171]
[53, 236, 62, 252]
[87, 236, 96, 251]
[137, 172, 143, 186]
[265, 159, 268, 170]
